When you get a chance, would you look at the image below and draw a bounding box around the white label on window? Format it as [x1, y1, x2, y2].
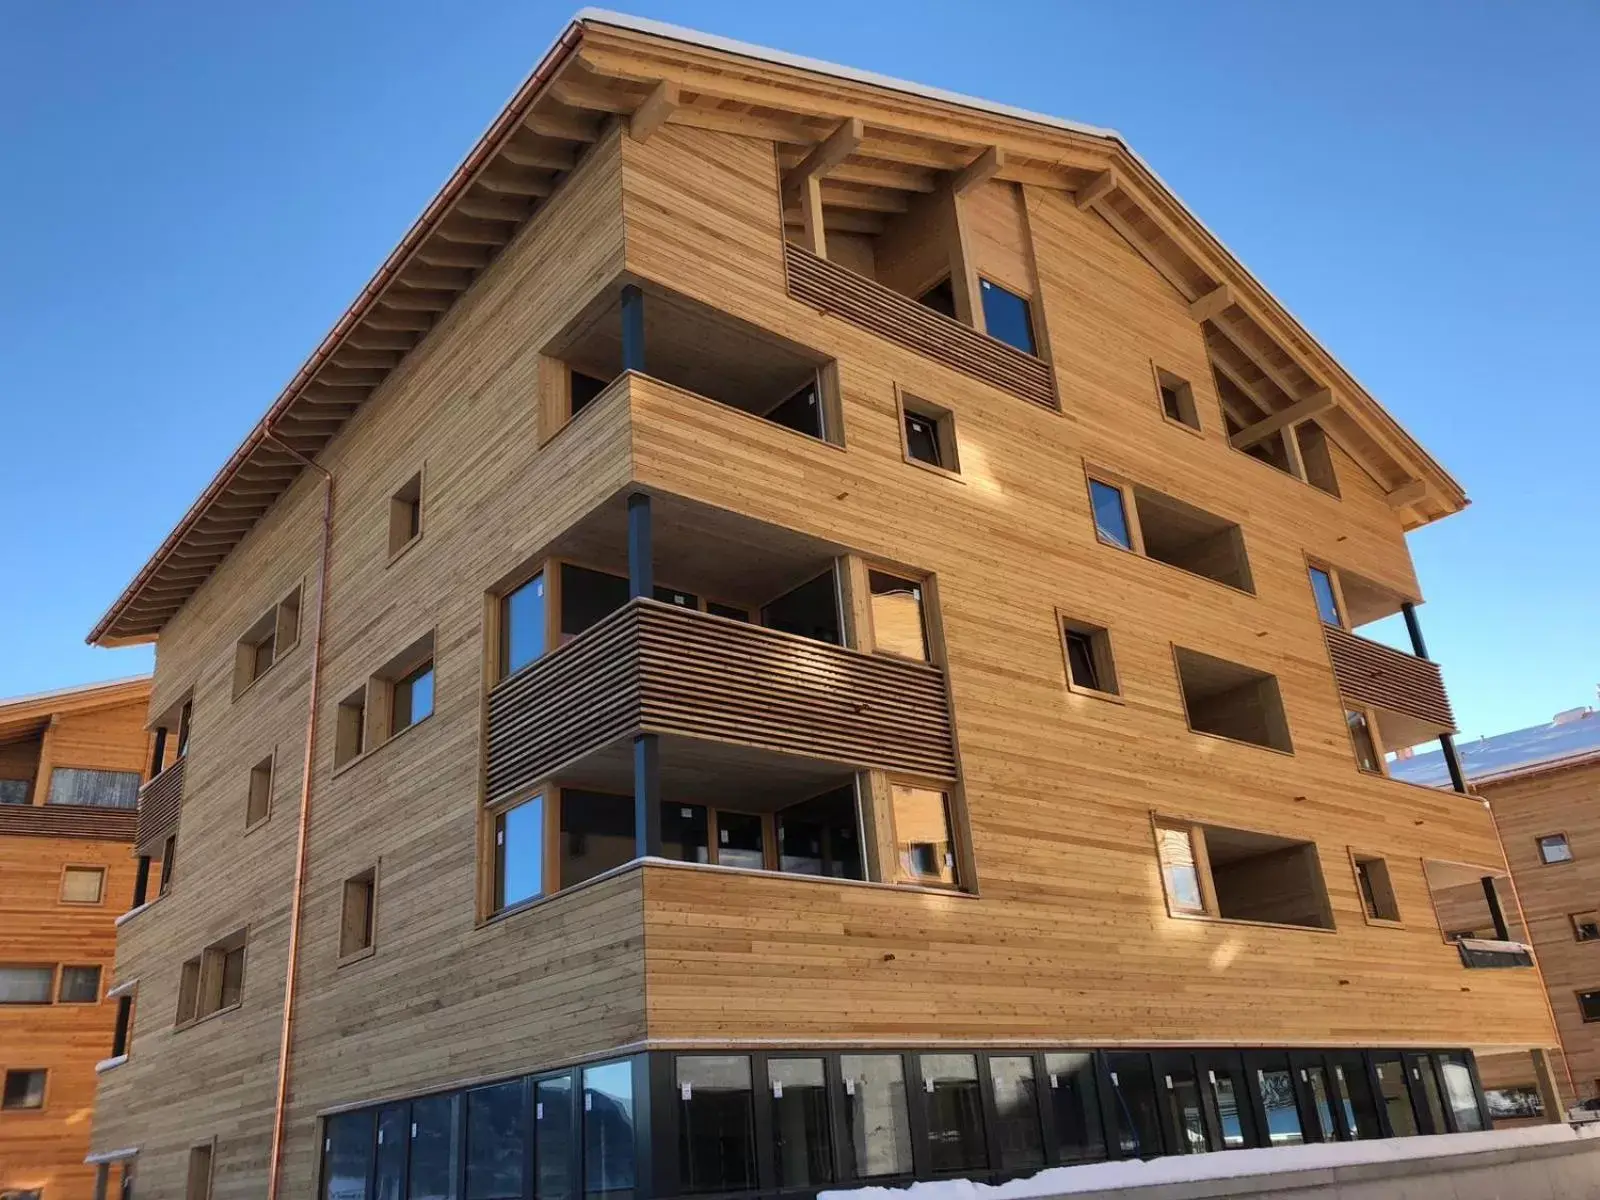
[496, 830, 505, 846]
[1300, 1069, 1308, 1082]
[536, 1102, 544, 1120]
[325, 1138, 331, 1152]
[681, 807, 693, 818]
[378, 1129, 385, 1145]
[585, 1093, 592, 1112]
[1208, 1070, 1216, 1084]
[681, 1083, 693, 1100]
[925, 1078, 935, 1093]
[1049, 1074, 1059, 1090]
[411, 1123, 418, 1138]
[720, 829, 729, 843]
[772, 1082, 783, 1099]
[1335, 1067, 1346, 1082]
[1110, 1072, 1119, 1086]
[944, 853, 954, 866]
[845, 1078, 856, 1096]
[1412, 1068, 1420, 1080]
[1164, 1075, 1173, 1089]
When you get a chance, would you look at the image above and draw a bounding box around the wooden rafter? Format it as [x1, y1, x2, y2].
[1229, 389, 1334, 449]
[629, 80, 679, 141]
[951, 146, 1004, 196]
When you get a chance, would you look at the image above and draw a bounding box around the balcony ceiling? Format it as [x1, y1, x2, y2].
[552, 732, 857, 809]
[90, 12, 1465, 646]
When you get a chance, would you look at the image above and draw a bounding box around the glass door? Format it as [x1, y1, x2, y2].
[1372, 1055, 1420, 1136]
[1288, 1053, 1340, 1142]
[1104, 1053, 1166, 1159]
[1328, 1054, 1384, 1140]
[1243, 1053, 1306, 1148]
[1402, 1053, 1449, 1135]
[1195, 1053, 1254, 1150]
[1152, 1053, 1215, 1154]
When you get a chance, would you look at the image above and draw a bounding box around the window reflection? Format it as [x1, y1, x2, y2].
[840, 1054, 912, 1179]
[583, 1061, 635, 1200]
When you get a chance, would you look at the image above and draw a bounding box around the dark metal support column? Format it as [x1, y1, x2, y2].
[1402, 600, 1469, 795]
[1483, 876, 1512, 942]
[1400, 601, 1430, 659]
[634, 734, 661, 858]
[621, 284, 646, 373]
[627, 492, 653, 599]
[131, 855, 151, 908]
[93, 1163, 109, 1200]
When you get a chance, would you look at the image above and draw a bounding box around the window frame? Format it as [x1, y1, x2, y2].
[1151, 361, 1201, 434]
[232, 583, 304, 700]
[1349, 851, 1403, 927]
[387, 466, 425, 562]
[57, 963, 103, 1004]
[1307, 563, 1347, 629]
[60, 864, 107, 905]
[175, 929, 248, 1030]
[0, 1067, 47, 1112]
[1057, 613, 1121, 702]
[894, 386, 962, 479]
[1084, 472, 1141, 554]
[186, 1139, 216, 1200]
[338, 867, 378, 964]
[334, 631, 437, 773]
[977, 276, 1038, 356]
[886, 780, 965, 892]
[1579, 990, 1600, 1024]
[866, 569, 932, 663]
[245, 752, 275, 831]
[1571, 911, 1600, 943]
[482, 790, 557, 923]
[0, 964, 57, 1006]
[1151, 818, 1215, 918]
[1344, 706, 1386, 776]
[1171, 645, 1295, 755]
[1537, 833, 1574, 866]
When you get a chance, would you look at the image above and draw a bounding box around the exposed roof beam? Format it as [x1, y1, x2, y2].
[362, 308, 433, 332]
[456, 194, 536, 223]
[818, 182, 907, 213]
[396, 267, 473, 292]
[436, 217, 516, 246]
[413, 241, 494, 269]
[1206, 351, 1277, 422]
[666, 102, 816, 145]
[629, 80, 679, 142]
[1074, 169, 1118, 211]
[522, 105, 600, 142]
[343, 328, 419, 351]
[1189, 283, 1235, 324]
[951, 146, 1004, 196]
[549, 77, 636, 114]
[497, 135, 577, 171]
[1214, 314, 1311, 399]
[476, 166, 555, 197]
[1385, 479, 1428, 509]
[783, 117, 864, 200]
[825, 161, 936, 192]
[784, 209, 884, 236]
[381, 288, 456, 313]
[1229, 388, 1335, 449]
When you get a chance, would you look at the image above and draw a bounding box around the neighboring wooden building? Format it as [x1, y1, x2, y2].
[84, 13, 1560, 1199]
[1394, 708, 1600, 1123]
[0, 677, 154, 1200]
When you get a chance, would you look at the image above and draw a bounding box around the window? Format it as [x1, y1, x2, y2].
[58, 964, 102, 1003]
[61, 865, 106, 904]
[494, 795, 545, 913]
[761, 569, 840, 645]
[917, 277, 956, 320]
[335, 686, 367, 767]
[0, 778, 29, 805]
[840, 1054, 912, 1179]
[1061, 618, 1118, 697]
[234, 586, 302, 696]
[677, 1055, 757, 1192]
[979, 278, 1036, 354]
[1, 1069, 45, 1110]
[776, 787, 863, 880]
[1155, 366, 1199, 430]
[890, 784, 959, 888]
[899, 393, 959, 473]
[48, 768, 139, 809]
[536, 1074, 575, 1200]
[391, 659, 435, 733]
[389, 471, 423, 557]
[1043, 1052, 1105, 1163]
[410, 1094, 462, 1200]
[1088, 478, 1133, 550]
[466, 1081, 526, 1200]
[583, 1060, 635, 1199]
[246, 755, 273, 828]
[1538, 834, 1573, 864]
[769, 1058, 832, 1187]
[323, 1112, 376, 1200]
[1438, 1054, 1484, 1132]
[1373, 1059, 1416, 1135]
[1333, 1060, 1383, 1139]
[1572, 911, 1600, 942]
[560, 563, 630, 641]
[1174, 646, 1292, 752]
[1296, 423, 1341, 496]
[570, 369, 611, 415]
[1256, 1066, 1303, 1146]
[661, 802, 710, 865]
[339, 869, 376, 959]
[177, 930, 246, 1026]
[159, 834, 177, 897]
[560, 790, 635, 888]
[765, 378, 827, 440]
[1346, 710, 1382, 773]
[0, 966, 54, 1004]
[869, 571, 929, 661]
[1106, 1053, 1163, 1158]
[1579, 990, 1600, 1023]
[1484, 1086, 1543, 1121]
[501, 571, 547, 677]
[920, 1053, 987, 1173]
[1, 1190, 43, 1200]
[1352, 855, 1400, 923]
[111, 992, 134, 1057]
[186, 1142, 214, 1200]
[1309, 566, 1343, 626]
[1155, 818, 1333, 930]
[1134, 489, 1254, 592]
[716, 811, 766, 871]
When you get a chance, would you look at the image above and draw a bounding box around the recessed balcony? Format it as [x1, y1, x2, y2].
[135, 758, 184, 856]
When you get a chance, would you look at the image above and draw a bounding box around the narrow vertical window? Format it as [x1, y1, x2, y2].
[1088, 479, 1132, 550]
[1043, 1052, 1105, 1164]
[388, 471, 423, 557]
[769, 1058, 832, 1188]
[1155, 822, 1207, 915]
[185, 1142, 214, 1200]
[535, 1074, 575, 1200]
[246, 756, 273, 828]
[391, 659, 435, 732]
[988, 1056, 1044, 1170]
[840, 1054, 912, 1179]
[494, 795, 545, 913]
[339, 869, 376, 958]
[1308, 566, 1343, 626]
[335, 687, 367, 767]
[582, 1060, 635, 1200]
[920, 1053, 987, 1172]
[502, 571, 547, 677]
[868, 571, 929, 661]
[1353, 855, 1400, 923]
[890, 785, 959, 888]
[466, 1081, 526, 1200]
[1346, 710, 1381, 773]
[677, 1055, 757, 1192]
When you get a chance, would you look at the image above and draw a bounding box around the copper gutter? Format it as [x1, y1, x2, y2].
[87, 18, 589, 647]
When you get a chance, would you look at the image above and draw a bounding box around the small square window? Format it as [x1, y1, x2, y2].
[389, 471, 423, 557]
[1, 1068, 45, 1110]
[340, 869, 377, 959]
[1572, 912, 1600, 942]
[890, 784, 959, 889]
[1155, 367, 1199, 431]
[0, 778, 30, 805]
[979, 278, 1036, 355]
[1060, 619, 1119, 697]
[61, 865, 106, 904]
[570, 369, 611, 416]
[1580, 990, 1600, 1023]
[898, 394, 959, 474]
[1353, 855, 1400, 923]
[246, 756, 273, 828]
[58, 964, 102, 1003]
[1088, 479, 1133, 551]
[1538, 834, 1573, 865]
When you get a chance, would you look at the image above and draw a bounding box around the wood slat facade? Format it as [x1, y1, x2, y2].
[134, 758, 184, 855]
[0, 803, 138, 842]
[1323, 624, 1455, 731]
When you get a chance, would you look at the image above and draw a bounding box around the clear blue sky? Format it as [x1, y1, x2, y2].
[1, 2, 1594, 738]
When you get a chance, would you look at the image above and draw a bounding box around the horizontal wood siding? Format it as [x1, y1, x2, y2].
[0, 803, 137, 841]
[487, 599, 957, 802]
[784, 242, 1057, 411]
[1323, 625, 1455, 730]
[135, 758, 184, 854]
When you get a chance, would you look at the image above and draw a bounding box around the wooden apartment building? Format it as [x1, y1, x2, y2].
[84, 13, 1562, 1199]
[0, 677, 155, 1200]
[1394, 707, 1600, 1123]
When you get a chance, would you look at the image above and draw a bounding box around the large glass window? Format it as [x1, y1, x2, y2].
[1089, 480, 1132, 551]
[777, 787, 863, 880]
[920, 1053, 986, 1173]
[1107, 1054, 1164, 1159]
[1333, 1060, 1383, 1140]
[409, 1094, 462, 1200]
[1438, 1055, 1484, 1132]
[716, 812, 766, 871]
[1162, 1061, 1210, 1154]
[375, 1105, 407, 1200]
[761, 570, 840, 645]
[48, 767, 140, 809]
[0, 966, 54, 1005]
[1304, 1064, 1338, 1141]
[890, 785, 959, 888]
[502, 573, 546, 676]
[466, 1081, 526, 1200]
[769, 1058, 832, 1189]
[583, 1060, 635, 1200]
[323, 1110, 375, 1200]
[1256, 1067, 1304, 1146]
[1043, 1053, 1105, 1164]
[536, 1074, 575, 1200]
[988, 1056, 1044, 1171]
[1308, 566, 1343, 627]
[563, 565, 630, 641]
[869, 572, 929, 661]
[1412, 1055, 1447, 1134]
[1203, 1062, 1249, 1150]
[840, 1054, 912, 1180]
[661, 804, 709, 865]
[1373, 1058, 1417, 1136]
[562, 791, 636, 887]
[677, 1055, 757, 1193]
[979, 279, 1036, 354]
[495, 795, 545, 912]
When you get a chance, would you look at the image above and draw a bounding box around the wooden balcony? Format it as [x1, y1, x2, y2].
[135, 757, 184, 855]
[487, 598, 957, 805]
[1323, 625, 1455, 735]
[783, 243, 1058, 410]
[0, 802, 137, 842]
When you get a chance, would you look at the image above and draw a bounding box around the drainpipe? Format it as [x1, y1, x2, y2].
[262, 435, 336, 1200]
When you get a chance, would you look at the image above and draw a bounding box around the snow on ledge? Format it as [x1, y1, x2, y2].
[820, 1123, 1600, 1199]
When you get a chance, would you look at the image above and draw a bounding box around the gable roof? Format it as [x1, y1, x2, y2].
[88, 11, 1467, 646]
[1390, 710, 1600, 789]
[0, 675, 152, 744]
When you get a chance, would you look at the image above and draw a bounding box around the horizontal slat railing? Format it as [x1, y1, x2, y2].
[486, 598, 958, 805]
[1324, 625, 1455, 731]
[784, 243, 1058, 410]
[0, 803, 138, 842]
[135, 757, 184, 854]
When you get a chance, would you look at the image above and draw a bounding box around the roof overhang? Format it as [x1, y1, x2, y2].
[88, 11, 1466, 646]
[0, 676, 152, 731]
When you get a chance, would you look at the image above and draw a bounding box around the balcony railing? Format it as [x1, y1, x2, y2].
[784, 243, 1058, 411]
[0, 803, 137, 841]
[135, 758, 184, 855]
[1323, 625, 1454, 732]
[487, 598, 958, 805]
